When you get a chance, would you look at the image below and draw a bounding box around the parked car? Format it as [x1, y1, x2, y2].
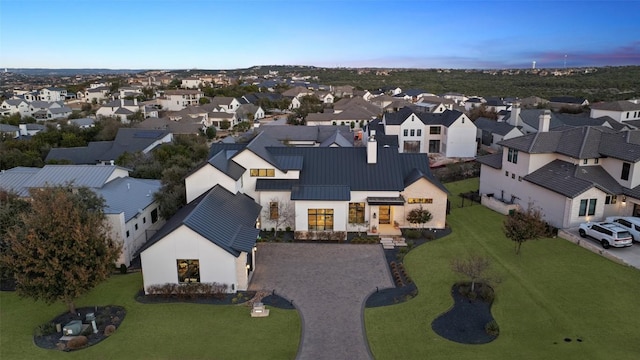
[605, 216, 640, 242]
[578, 222, 633, 249]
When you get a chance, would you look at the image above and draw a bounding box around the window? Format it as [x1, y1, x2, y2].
[250, 168, 275, 177]
[511, 173, 515, 179]
[408, 198, 433, 204]
[177, 259, 200, 283]
[403, 141, 420, 153]
[583, 159, 588, 165]
[579, 199, 597, 216]
[518, 176, 522, 181]
[507, 148, 518, 164]
[428, 139, 440, 153]
[594, 158, 599, 164]
[605, 195, 617, 205]
[269, 202, 279, 220]
[429, 126, 441, 135]
[151, 208, 158, 223]
[308, 209, 333, 231]
[403, 129, 408, 136]
[126, 230, 130, 237]
[135, 223, 138, 230]
[621, 162, 631, 181]
[410, 129, 415, 136]
[143, 217, 146, 224]
[348, 202, 365, 223]
[505, 171, 509, 176]
[417, 129, 422, 136]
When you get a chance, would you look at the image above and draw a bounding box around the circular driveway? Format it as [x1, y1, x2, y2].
[249, 243, 394, 360]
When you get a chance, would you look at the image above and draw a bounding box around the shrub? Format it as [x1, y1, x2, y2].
[119, 264, 127, 274]
[56, 342, 66, 351]
[404, 229, 421, 239]
[485, 320, 500, 336]
[66, 335, 88, 350]
[146, 282, 229, 299]
[479, 284, 495, 302]
[285, 226, 292, 232]
[81, 325, 93, 336]
[34, 322, 57, 336]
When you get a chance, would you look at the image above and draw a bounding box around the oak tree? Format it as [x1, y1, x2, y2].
[1, 186, 121, 313]
[503, 206, 549, 255]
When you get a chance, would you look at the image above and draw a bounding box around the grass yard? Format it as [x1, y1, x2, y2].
[366, 179, 640, 360]
[0, 273, 300, 360]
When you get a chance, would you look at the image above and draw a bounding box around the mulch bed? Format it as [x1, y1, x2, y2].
[34, 305, 126, 351]
[431, 283, 498, 344]
[135, 289, 295, 309]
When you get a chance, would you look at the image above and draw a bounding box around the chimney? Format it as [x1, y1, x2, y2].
[19, 123, 27, 136]
[134, 98, 138, 106]
[509, 102, 521, 127]
[367, 130, 377, 164]
[538, 110, 551, 132]
[120, 98, 124, 107]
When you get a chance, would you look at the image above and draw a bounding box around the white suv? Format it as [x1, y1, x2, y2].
[578, 222, 633, 249]
[605, 216, 640, 242]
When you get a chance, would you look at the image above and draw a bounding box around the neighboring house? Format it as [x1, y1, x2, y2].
[46, 128, 173, 165]
[519, 96, 549, 108]
[306, 108, 375, 129]
[135, 116, 203, 135]
[68, 117, 96, 128]
[442, 92, 467, 104]
[477, 118, 640, 229]
[474, 117, 524, 150]
[241, 125, 354, 147]
[0, 165, 164, 266]
[29, 101, 72, 120]
[210, 97, 241, 113]
[159, 90, 203, 111]
[118, 86, 143, 99]
[1, 99, 30, 116]
[82, 86, 110, 103]
[370, 107, 477, 158]
[316, 91, 334, 104]
[288, 97, 301, 110]
[181, 77, 202, 89]
[549, 96, 589, 110]
[333, 85, 354, 98]
[464, 97, 486, 111]
[503, 106, 628, 134]
[96, 99, 142, 122]
[0, 123, 20, 139]
[236, 104, 265, 122]
[282, 86, 314, 99]
[18, 123, 46, 137]
[333, 96, 380, 117]
[38, 87, 67, 102]
[590, 100, 640, 123]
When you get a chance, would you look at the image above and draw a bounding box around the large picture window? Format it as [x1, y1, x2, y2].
[579, 199, 597, 217]
[308, 209, 334, 231]
[348, 203, 365, 224]
[177, 259, 200, 283]
[429, 126, 441, 135]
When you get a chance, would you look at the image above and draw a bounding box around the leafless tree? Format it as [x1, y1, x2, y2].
[450, 255, 492, 292]
[262, 198, 295, 238]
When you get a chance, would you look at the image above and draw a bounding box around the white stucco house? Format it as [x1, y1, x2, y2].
[159, 90, 204, 111]
[139, 131, 449, 294]
[477, 113, 640, 229]
[367, 107, 477, 158]
[1, 99, 31, 116]
[590, 100, 640, 123]
[0, 165, 164, 267]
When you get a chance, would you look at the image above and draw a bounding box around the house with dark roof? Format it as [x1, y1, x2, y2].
[241, 125, 354, 147]
[369, 107, 477, 158]
[46, 128, 173, 165]
[474, 117, 523, 150]
[477, 123, 640, 228]
[549, 96, 589, 110]
[590, 99, 640, 123]
[503, 105, 629, 134]
[139, 131, 448, 294]
[0, 165, 164, 266]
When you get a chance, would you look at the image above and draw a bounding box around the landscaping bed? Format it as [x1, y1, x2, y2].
[33, 305, 125, 351]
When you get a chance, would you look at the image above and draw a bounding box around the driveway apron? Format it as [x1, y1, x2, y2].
[249, 243, 394, 360]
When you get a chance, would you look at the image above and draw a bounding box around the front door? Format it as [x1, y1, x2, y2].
[379, 206, 391, 224]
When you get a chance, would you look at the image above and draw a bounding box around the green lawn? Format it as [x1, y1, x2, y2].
[0, 273, 300, 360]
[366, 179, 640, 360]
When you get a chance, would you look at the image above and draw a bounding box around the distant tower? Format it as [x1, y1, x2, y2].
[564, 55, 567, 69]
[532, 61, 536, 69]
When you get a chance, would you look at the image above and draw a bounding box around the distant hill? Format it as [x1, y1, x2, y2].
[5, 69, 145, 76]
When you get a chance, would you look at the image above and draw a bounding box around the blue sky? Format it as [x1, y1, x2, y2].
[1, 0, 639, 69]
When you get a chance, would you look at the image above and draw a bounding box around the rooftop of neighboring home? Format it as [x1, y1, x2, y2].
[46, 128, 172, 164]
[590, 100, 640, 111]
[68, 118, 96, 127]
[549, 96, 587, 104]
[98, 177, 161, 221]
[383, 107, 464, 127]
[135, 116, 202, 134]
[241, 125, 353, 147]
[163, 89, 202, 96]
[504, 109, 628, 131]
[474, 117, 519, 136]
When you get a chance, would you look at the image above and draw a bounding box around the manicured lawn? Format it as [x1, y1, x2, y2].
[443, 177, 479, 209]
[366, 179, 640, 360]
[0, 273, 300, 360]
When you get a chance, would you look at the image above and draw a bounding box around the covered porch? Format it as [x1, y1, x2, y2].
[367, 196, 405, 236]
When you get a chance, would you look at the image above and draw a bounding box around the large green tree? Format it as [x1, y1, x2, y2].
[0, 190, 30, 284]
[1, 186, 121, 313]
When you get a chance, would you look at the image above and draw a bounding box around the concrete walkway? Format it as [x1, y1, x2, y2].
[248, 243, 394, 360]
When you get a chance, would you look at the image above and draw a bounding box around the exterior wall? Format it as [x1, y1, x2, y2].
[600, 157, 639, 189]
[444, 116, 477, 157]
[123, 203, 164, 266]
[185, 164, 237, 203]
[141, 226, 239, 294]
[257, 191, 294, 230]
[401, 178, 448, 229]
[590, 109, 624, 122]
[105, 213, 127, 266]
[234, 250, 253, 291]
[294, 200, 349, 232]
[105, 168, 131, 183]
[567, 187, 606, 227]
[399, 114, 426, 153]
[233, 150, 299, 200]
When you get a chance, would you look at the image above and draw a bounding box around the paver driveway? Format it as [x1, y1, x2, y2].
[249, 243, 394, 360]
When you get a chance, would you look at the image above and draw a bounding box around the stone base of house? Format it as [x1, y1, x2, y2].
[481, 194, 520, 215]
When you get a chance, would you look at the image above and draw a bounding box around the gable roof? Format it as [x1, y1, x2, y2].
[140, 185, 261, 257]
[0, 167, 41, 196]
[476, 153, 503, 169]
[591, 100, 640, 112]
[524, 159, 622, 198]
[384, 107, 464, 127]
[97, 177, 161, 221]
[23, 164, 127, 191]
[474, 118, 519, 136]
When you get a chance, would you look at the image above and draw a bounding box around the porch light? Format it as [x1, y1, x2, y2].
[622, 196, 627, 205]
[246, 264, 251, 270]
[253, 246, 257, 252]
[373, 213, 377, 219]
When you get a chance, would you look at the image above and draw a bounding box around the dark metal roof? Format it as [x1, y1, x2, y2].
[291, 185, 351, 201]
[383, 107, 464, 127]
[255, 179, 299, 191]
[208, 151, 246, 180]
[476, 153, 503, 169]
[139, 185, 261, 257]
